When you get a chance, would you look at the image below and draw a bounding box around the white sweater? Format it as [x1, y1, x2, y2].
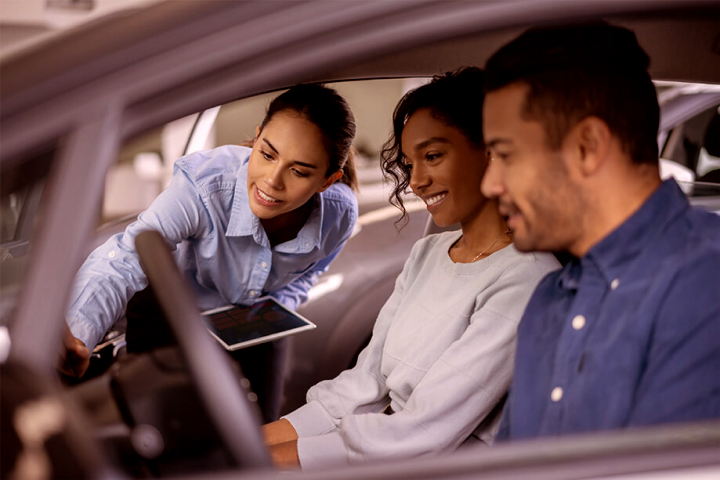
[284, 231, 560, 469]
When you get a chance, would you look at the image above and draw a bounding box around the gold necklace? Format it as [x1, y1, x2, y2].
[455, 229, 512, 263]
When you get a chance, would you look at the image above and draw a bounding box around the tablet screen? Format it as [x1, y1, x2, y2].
[202, 297, 316, 351]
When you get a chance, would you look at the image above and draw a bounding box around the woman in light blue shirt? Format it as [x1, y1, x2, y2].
[62, 84, 359, 420]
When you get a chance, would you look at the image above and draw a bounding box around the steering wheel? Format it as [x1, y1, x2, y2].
[134, 230, 271, 469]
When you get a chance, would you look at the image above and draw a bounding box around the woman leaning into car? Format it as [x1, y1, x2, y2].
[62, 84, 359, 422]
[263, 68, 560, 469]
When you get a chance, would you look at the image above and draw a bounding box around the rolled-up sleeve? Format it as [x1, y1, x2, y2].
[66, 168, 208, 350]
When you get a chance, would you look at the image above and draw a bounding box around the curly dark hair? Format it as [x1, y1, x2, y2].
[380, 67, 486, 227]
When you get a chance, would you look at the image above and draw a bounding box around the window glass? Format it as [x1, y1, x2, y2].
[0, 186, 29, 243]
[102, 126, 164, 224]
[661, 104, 720, 183]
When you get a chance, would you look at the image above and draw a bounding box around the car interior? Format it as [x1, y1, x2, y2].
[1, 2, 719, 479]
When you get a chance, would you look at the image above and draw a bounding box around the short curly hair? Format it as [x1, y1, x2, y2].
[380, 67, 486, 227]
[485, 22, 659, 165]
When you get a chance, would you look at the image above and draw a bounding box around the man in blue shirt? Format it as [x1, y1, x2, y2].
[481, 22, 720, 439]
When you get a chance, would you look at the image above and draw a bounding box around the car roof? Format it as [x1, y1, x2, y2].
[1, 0, 718, 166]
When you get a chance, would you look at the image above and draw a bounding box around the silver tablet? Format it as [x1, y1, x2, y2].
[202, 296, 316, 351]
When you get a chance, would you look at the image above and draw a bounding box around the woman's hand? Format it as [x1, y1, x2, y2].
[263, 418, 298, 445]
[264, 418, 300, 468]
[58, 324, 91, 378]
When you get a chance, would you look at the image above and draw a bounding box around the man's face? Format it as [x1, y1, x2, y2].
[481, 82, 584, 253]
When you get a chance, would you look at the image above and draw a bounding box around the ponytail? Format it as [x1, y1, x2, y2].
[337, 148, 358, 191]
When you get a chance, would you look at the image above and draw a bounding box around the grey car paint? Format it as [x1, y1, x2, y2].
[1, 1, 719, 479]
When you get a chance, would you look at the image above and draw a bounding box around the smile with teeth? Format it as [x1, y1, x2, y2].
[257, 187, 280, 203]
[424, 192, 447, 206]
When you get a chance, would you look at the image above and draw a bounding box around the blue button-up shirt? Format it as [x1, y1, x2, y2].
[499, 180, 720, 440]
[67, 145, 357, 350]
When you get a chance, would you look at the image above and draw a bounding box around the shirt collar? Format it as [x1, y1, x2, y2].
[225, 160, 325, 253]
[274, 193, 324, 254]
[556, 258, 581, 291]
[226, 160, 267, 245]
[584, 179, 689, 285]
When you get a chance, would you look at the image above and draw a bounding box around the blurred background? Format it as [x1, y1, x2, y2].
[1, 0, 430, 224]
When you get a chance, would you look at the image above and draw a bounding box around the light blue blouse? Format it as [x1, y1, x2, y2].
[67, 145, 358, 350]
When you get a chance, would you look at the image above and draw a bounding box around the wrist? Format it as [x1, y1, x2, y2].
[263, 418, 298, 445]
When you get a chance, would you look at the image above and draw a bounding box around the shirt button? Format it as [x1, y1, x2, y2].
[108, 251, 116, 258]
[572, 315, 586, 330]
[551, 387, 563, 402]
[249, 290, 257, 297]
[260, 262, 268, 269]
[610, 278, 620, 290]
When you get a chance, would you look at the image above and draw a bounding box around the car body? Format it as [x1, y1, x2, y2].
[1, 1, 719, 479]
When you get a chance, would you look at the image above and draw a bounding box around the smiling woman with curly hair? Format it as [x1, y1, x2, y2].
[263, 67, 560, 470]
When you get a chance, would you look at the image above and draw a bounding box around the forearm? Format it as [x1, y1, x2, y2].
[272, 222, 355, 310]
[67, 235, 149, 349]
[67, 171, 206, 348]
[271, 269, 320, 311]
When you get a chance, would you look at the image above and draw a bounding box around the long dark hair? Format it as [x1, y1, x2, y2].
[260, 83, 358, 190]
[381, 67, 486, 226]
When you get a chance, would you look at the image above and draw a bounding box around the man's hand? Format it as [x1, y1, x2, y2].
[58, 324, 90, 378]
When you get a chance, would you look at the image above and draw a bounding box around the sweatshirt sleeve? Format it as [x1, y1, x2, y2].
[282, 237, 416, 438]
[65, 166, 209, 350]
[290, 254, 554, 469]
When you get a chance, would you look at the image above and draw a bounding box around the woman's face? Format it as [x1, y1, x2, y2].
[402, 108, 489, 227]
[247, 111, 337, 220]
